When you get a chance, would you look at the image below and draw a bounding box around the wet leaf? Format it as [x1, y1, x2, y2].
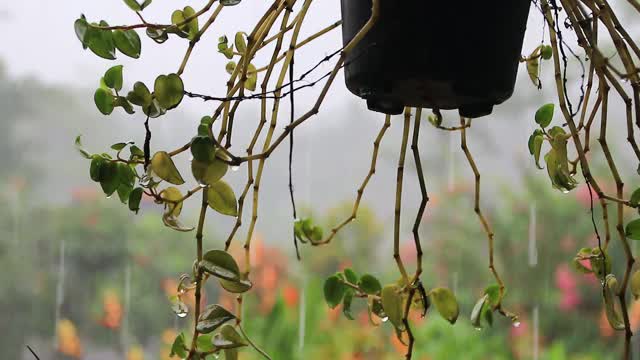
[207, 180, 238, 216]
[200, 250, 241, 281]
[219, 278, 253, 294]
[114, 29, 141, 58]
[381, 284, 405, 330]
[196, 304, 236, 334]
[88, 21, 117, 60]
[192, 159, 228, 187]
[146, 27, 168, 44]
[429, 287, 459, 324]
[151, 151, 185, 185]
[162, 214, 195, 232]
[358, 274, 382, 295]
[212, 324, 248, 349]
[154, 73, 184, 110]
[535, 103, 555, 128]
[323, 275, 346, 309]
[470, 295, 488, 329]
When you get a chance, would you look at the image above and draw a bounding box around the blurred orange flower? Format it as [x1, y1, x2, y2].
[100, 289, 122, 329]
[127, 345, 145, 360]
[282, 283, 299, 308]
[57, 319, 82, 358]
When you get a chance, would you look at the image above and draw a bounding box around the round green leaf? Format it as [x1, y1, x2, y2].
[535, 103, 555, 128]
[541, 45, 553, 60]
[381, 284, 404, 330]
[94, 88, 114, 115]
[104, 65, 123, 91]
[429, 287, 459, 324]
[161, 186, 184, 217]
[358, 274, 382, 295]
[219, 278, 253, 294]
[323, 275, 346, 309]
[192, 159, 228, 187]
[630, 188, 640, 207]
[88, 21, 117, 60]
[151, 151, 185, 185]
[207, 180, 238, 216]
[114, 29, 141, 59]
[154, 74, 184, 110]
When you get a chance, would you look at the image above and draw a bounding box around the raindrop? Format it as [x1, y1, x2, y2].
[512, 321, 521, 328]
[474, 327, 482, 331]
[231, 165, 240, 172]
[213, 353, 220, 359]
[528, 202, 538, 267]
[176, 311, 188, 318]
[380, 316, 389, 323]
[561, 189, 570, 194]
[199, 183, 208, 188]
[106, 195, 112, 199]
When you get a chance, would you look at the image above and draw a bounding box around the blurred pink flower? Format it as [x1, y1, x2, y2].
[555, 264, 581, 310]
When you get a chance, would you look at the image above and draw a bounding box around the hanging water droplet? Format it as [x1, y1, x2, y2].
[474, 327, 482, 331]
[213, 353, 220, 359]
[561, 189, 570, 194]
[176, 310, 188, 318]
[106, 195, 112, 199]
[231, 165, 240, 172]
[380, 316, 389, 323]
[199, 183, 208, 188]
[512, 321, 521, 328]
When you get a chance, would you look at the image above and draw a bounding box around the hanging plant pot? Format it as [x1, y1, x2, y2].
[340, 1, 531, 117]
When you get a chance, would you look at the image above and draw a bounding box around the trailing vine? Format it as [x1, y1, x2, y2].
[71, 0, 640, 358]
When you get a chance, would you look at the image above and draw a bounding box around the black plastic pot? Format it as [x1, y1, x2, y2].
[340, 1, 531, 117]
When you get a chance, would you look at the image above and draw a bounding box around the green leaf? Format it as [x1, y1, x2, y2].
[625, 219, 640, 240]
[94, 88, 114, 115]
[196, 304, 236, 334]
[207, 180, 238, 216]
[191, 136, 215, 162]
[154, 73, 184, 110]
[114, 29, 141, 58]
[527, 57, 540, 87]
[123, 0, 142, 11]
[226, 61, 237, 75]
[170, 333, 188, 358]
[127, 82, 153, 107]
[89, 156, 105, 181]
[161, 186, 184, 217]
[381, 284, 404, 330]
[113, 96, 135, 114]
[130, 145, 145, 159]
[342, 290, 355, 320]
[235, 32, 247, 53]
[151, 151, 185, 185]
[244, 63, 257, 91]
[146, 27, 168, 44]
[99, 161, 120, 196]
[111, 142, 127, 151]
[162, 213, 195, 232]
[144, 98, 166, 118]
[589, 247, 611, 280]
[470, 295, 487, 329]
[343, 268, 358, 284]
[603, 275, 625, 330]
[532, 135, 544, 169]
[88, 21, 117, 60]
[74, 16, 90, 49]
[192, 159, 228, 187]
[484, 284, 501, 308]
[535, 103, 555, 128]
[630, 188, 640, 207]
[323, 275, 346, 309]
[128, 187, 143, 212]
[358, 274, 382, 295]
[213, 324, 248, 349]
[429, 287, 459, 324]
[196, 334, 215, 353]
[75, 135, 92, 159]
[117, 183, 133, 203]
[219, 278, 253, 294]
[201, 250, 241, 281]
[201, 116, 214, 126]
[104, 65, 124, 91]
[171, 6, 199, 40]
